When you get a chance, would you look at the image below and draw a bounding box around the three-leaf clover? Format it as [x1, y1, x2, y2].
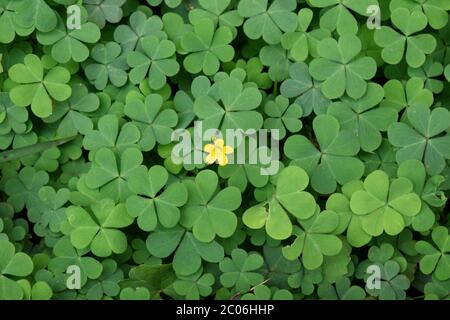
[0, 239, 33, 300]
[237, 0, 298, 45]
[37, 13, 101, 63]
[126, 165, 187, 232]
[5, 166, 49, 219]
[34, 186, 70, 236]
[308, 0, 378, 35]
[390, 0, 450, 30]
[397, 159, 446, 232]
[282, 210, 343, 270]
[374, 8, 437, 68]
[309, 33, 377, 99]
[365, 261, 410, 300]
[146, 226, 224, 276]
[189, 0, 243, 33]
[327, 83, 398, 152]
[84, 42, 128, 90]
[84, 0, 126, 29]
[380, 77, 434, 111]
[416, 226, 450, 281]
[180, 170, 241, 242]
[43, 83, 100, 137]
[318, 277, 366, 300]
[127, 36, 179, 89]
[243, 166, 317, 240]
[8, 54, 72, 118]
[219, 248, 264, 293]
[285, 114, 364, 194]
[49, 238, 103, 286]
[67, 198, 134, 257]
[388, 105, 450, 175]
[349, 170, 422, 236]
[281, 8, 330, 62]
[174, 269, 215, 300]
[114, 12, 165, 52]
[124, 94, 178, 151]
[280, 62, 330, 116]
[85, 147, 143, 202]
[181, 19, 234, 75]
[194, 77, 263, 131]
[83, 114, 140, 154]
[0, 0, 33, 44]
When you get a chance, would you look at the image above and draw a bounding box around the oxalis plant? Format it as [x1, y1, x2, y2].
[0, 0, 449, 301]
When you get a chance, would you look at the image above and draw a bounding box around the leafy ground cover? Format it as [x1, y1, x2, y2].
[0, 0, 449, 300]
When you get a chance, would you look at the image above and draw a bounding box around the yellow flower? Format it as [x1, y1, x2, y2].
[204, 138, 233, 166]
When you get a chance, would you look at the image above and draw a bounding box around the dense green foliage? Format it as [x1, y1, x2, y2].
[0, 0, 449, 300]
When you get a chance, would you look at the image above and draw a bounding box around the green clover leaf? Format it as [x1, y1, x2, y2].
[310, 33, 377, 99]
[127, 36, 179, 90]
[124, 94, 178, 151]
[327, 83, 398, 152]
[397, 159, 446, 232]
[180, 170, 241, 242]
[114, 12, 165, 52]
[230, 57, 272, 90]
[68, 198, 134, 257]
[5, 166, 49, 218]
[83, 114, 140, 154]
[189, 0, 243, 33]
[84, 0, 126, 29]
[380, 77, 434, 111]
[0, 239, 33, 300]
[318, 277, 366, 300]
[243, 166, 317, 240]
[390, 0, 450, 30]
[308, 0, 378, 34]
[238, 0, 298, 45]
[48, 238, 103, 286]
[282, 209, 343, 269]
[416, 226, 450, 281]
[146, 226, 224, 276]
[259, 45, 291, 82]
[219, 248, 264, 293]
[285, 114, 364, 194]
[281, 8, 330, 62]
[37, 13, 101, 63]
[120, 287, 150, 300]
[81, 259, 123, 300]
[174, 269, 215, 300]
[241, 285, 293, 300]
[13, 0, 57, 33]
[0, 1, 33, 44]
[217, 138, 275, 192]
[84, 42, 128, 90]
[85, 147, 143, 202]
[366, 261, 410, 300]
[424, 276, 450, 300]
[408, 58, 445, 94]
[0, 92, 29, 150]
[280, 62, 330, 116]
[194, 77, 263, 131]
[350, 170, 422, 236]
[374, 8, 437, 68]
[445, 64, 450, 81]
[34, 186, 70, 236]
[388, 105, 450, 175]
[43, 83, 100, 137]
[8, 54, 72, 118]
[181, 19, 234, 75]
[126, 165, 187, 231]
